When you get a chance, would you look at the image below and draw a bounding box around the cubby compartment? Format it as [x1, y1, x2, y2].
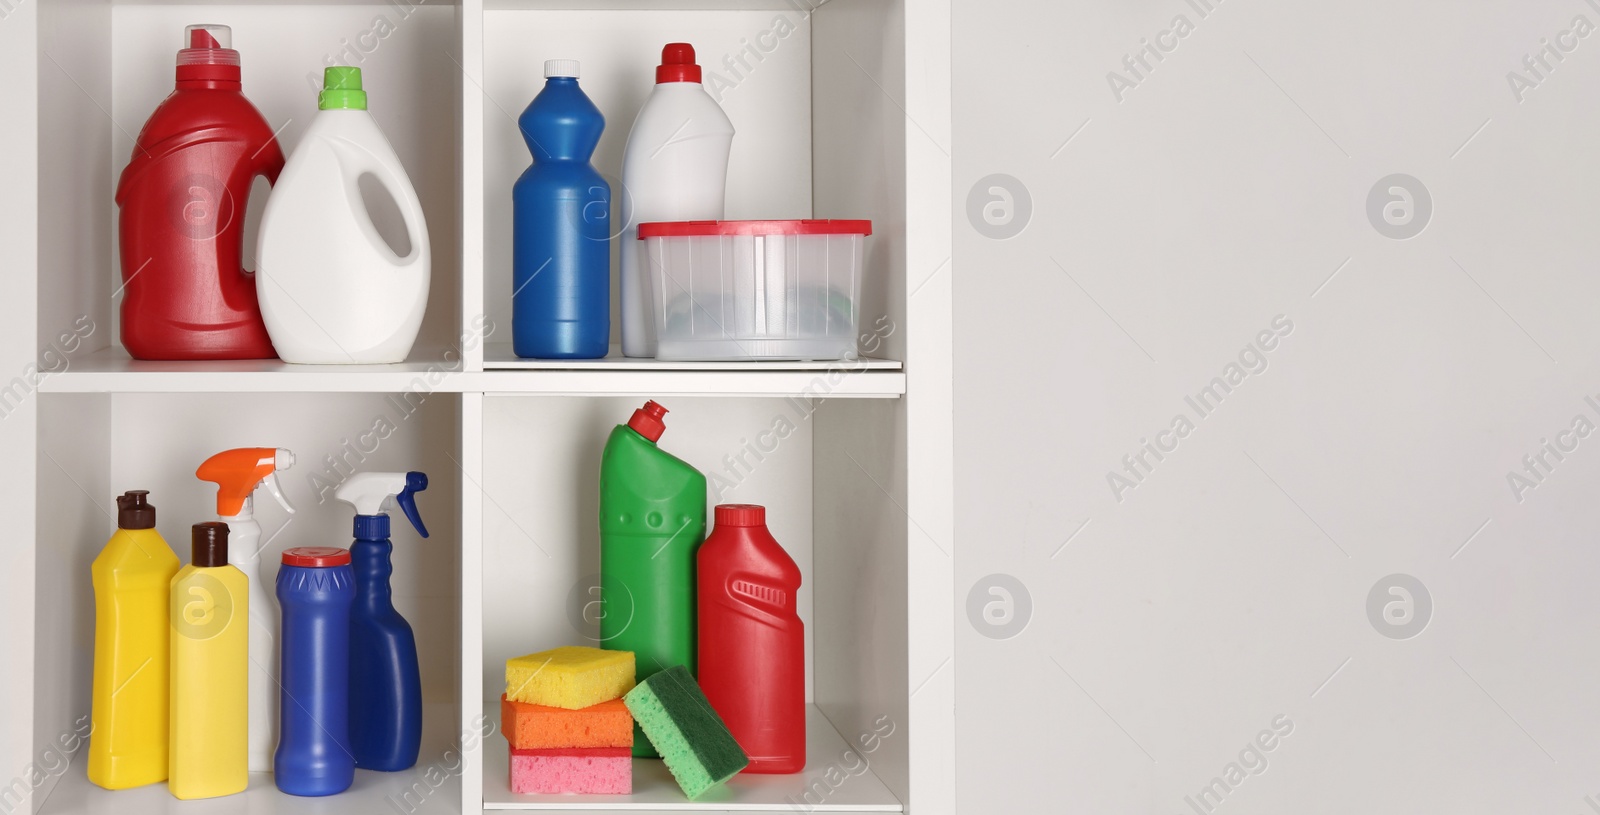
[32, 390, 463, 814]
[468, 0, 904, 372]
[469, 395, 907, 811]
[37, 0, 464, 380]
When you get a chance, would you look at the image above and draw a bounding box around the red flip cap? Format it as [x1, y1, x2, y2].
[628, 400, 668, 443]
[656, 43, 701, 83]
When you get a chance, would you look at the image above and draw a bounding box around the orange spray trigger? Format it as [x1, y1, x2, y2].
[196, 447, 296, 518]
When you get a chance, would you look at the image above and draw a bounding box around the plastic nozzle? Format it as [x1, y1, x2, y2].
[335, 471, 429, 538]
[627, 400, 668, 443]
[178, 24, 239, 67]
[196, 447, 295, 517]
[187, 24, 229, 49]
[396, 472, 429, 538]
[116, 490, 157, 530]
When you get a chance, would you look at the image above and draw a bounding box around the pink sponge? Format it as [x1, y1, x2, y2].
[510, 747, 631, 795]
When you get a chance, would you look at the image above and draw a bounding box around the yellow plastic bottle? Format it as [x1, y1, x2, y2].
[89, 490, 179, 789]
[169, 522, 250, 800]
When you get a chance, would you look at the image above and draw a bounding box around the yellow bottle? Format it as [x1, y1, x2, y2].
[169, 522, 249, 800]
[89, 491, 179, 789]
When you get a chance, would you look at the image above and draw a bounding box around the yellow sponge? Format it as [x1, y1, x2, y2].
[506, 647, 636, 710]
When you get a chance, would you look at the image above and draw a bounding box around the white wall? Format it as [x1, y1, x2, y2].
[956, 0, 1600, 812]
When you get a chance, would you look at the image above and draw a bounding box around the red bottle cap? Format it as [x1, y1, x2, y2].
[715, 504, 765, 527]
[627, 400, 668, 443]
[282, 546, 351, 567]
[176, 24, 241, 84]
[656, 43, 702, 84]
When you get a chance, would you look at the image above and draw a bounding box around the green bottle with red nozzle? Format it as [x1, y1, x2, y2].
[599, 400, 707, 757]
[195, 447, 295, 772]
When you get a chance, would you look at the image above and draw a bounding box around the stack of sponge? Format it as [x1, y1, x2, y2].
[503, 646, 637, 795]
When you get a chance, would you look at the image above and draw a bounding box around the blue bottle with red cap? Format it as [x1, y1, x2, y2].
[511, 58, 611, 359]
[274, 546, 355, 796]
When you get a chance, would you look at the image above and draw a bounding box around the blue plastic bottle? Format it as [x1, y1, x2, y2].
[512, 59, 611, 359]
[335, 471, 430, 772]
[274, 546, 355, 796]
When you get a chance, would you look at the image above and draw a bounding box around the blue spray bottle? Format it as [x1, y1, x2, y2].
[334, 471, 429, 771]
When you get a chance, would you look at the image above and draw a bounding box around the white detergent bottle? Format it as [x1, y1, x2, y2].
[620, 43, 734, 357]
[195, 446, 295, 772]
[257, 66, 430, 364]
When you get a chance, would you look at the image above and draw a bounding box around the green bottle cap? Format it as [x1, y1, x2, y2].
[319, 66, 367, 111]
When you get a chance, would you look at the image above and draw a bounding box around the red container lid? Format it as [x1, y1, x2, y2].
[715, 504, 766, 527]
[282, 546, 351, 567]
[637, 219, 872, 239]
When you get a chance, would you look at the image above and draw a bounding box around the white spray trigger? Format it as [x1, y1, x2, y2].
[335, 471, 429, 537]
[260, 470, 295, 515]
[336, 472, 410, 516]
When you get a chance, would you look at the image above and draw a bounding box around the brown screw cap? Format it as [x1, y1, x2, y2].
[116, 490, 156, 530]
[191, 522, 230, 567]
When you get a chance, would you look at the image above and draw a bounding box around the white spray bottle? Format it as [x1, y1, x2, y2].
[196, 446, 295, 772]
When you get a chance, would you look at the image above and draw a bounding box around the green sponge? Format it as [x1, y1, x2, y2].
[622, 665, 748, 799]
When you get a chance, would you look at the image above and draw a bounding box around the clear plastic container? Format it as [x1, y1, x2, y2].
[639, 219, 873, 360]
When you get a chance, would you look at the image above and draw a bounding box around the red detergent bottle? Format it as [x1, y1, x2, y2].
[115, 24, 283, 360]
[697, 504, 805, 773]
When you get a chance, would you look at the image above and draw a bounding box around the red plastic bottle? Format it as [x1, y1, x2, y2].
[114, 24, 283, 360]
[697, 504, 805, 773]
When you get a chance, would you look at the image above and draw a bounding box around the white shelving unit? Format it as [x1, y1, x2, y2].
[1, 1, 952, 814]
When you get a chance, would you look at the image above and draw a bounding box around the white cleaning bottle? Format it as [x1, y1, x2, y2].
[257, 66, 430, 364]
[195, 447, 295, 772]
[619, 43, 734, 357]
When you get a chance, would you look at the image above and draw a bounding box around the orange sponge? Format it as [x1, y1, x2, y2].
[502, 695, 633, 750]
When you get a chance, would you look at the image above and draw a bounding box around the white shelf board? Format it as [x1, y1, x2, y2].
[110, 0, 452, 4]
[484, 0, 806, 11]
[38, 348, 467, 393]
[39, 703, 460, 814]
[482, 702, 902, 811]
[476, 369, 903, 397]
[484, 344, 901, 372]
[37, 349, 904, 397]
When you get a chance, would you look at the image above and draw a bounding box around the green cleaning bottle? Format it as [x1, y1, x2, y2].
[599, 400, 706, 758]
